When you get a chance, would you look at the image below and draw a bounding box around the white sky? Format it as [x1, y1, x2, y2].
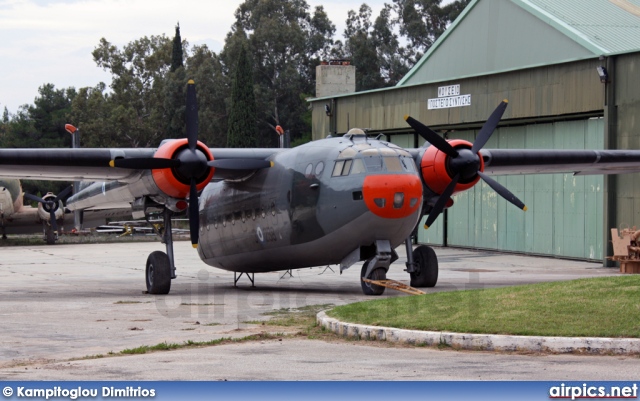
[0, 0, 454, 114]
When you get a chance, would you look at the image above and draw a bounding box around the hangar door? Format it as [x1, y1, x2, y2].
[411, 118, 605, 260]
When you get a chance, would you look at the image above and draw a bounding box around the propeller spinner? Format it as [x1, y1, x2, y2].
[24, 185, 73, 235]
[405, 100, 527, 229]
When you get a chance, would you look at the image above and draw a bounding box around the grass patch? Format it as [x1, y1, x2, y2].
[0, 233, 165, 247]
[261, 304, 334, 328]
[327, 276, 640, 338]
[118, 333, 280, 355]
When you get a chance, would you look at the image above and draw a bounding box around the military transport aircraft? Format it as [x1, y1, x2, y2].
[1, 80, 640, 295]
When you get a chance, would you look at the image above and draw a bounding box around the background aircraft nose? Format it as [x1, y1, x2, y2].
[363, 174, 422, 219]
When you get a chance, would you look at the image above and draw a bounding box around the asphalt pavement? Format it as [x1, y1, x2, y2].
[0, 240, 636, 380]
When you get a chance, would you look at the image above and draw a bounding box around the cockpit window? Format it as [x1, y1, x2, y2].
[332, 159, 353, 177]
[351, 159, 366, 174]
[363, 155, 383, 172]
[383, 156, 403, 172]
[401, 156, 416, 172]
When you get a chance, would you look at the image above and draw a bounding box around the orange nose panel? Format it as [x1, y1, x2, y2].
[363, 174, 423, 219]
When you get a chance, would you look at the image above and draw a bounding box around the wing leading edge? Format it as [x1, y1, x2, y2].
[0, 148, 281, 182]
[481, 149, 640, 176]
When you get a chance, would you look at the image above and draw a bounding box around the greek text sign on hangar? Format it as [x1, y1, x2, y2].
[309, 0, 640, 263]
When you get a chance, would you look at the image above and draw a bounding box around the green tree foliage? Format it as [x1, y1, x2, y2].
[0, 84, 76, 148]
[186, 44, 230, 147]
[92, 35, 173, 147]
[222, 0, 335, 146]
[164, 23, 187, 137]
[171, 23, 184, 72]
[227, 45, 257, 147]
[391, 0, 471, 62]
[343, 5, 385, 91]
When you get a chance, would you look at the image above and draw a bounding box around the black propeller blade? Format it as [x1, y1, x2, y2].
[111, 158, 180, 170]
[472, 100, 508, 153]
[208, 159, 273, 170]
[186, 81, 198, 152]
[185, 80, 202, 248]
[477, 171, 527, 211]
[425, 174, 459, 229]
[411, 100, 527, 229]
[405, 115, 459, 158]
[189, 177, 199, 248]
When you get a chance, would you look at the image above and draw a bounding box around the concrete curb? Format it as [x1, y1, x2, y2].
[317, 311, 640, 355]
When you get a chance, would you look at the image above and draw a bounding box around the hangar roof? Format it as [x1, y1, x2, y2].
[397, 0, 640, 87]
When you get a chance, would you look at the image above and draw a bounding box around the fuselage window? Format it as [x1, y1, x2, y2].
[315, 161, 324, 176]
[214, 216, 218, 229]
[305, 163, 313, 177]
[271, 202, 276, 216]
[261, 208, 266, 218]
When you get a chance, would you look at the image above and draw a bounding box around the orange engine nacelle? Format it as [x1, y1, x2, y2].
[151, 139, 215, 199]
[419, 139, 483, 196]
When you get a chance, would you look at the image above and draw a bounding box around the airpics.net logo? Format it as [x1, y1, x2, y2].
[549, 383, 638, 400]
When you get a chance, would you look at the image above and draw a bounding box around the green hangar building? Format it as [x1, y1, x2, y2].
[309, 0, 640, 264]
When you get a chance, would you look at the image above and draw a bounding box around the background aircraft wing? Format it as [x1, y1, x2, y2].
[480, 149, 640, 176]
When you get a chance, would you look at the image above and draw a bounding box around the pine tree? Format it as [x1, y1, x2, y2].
[227, 45, 257, 148]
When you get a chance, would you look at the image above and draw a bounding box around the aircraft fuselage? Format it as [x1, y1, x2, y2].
[197, 135, 423, 273]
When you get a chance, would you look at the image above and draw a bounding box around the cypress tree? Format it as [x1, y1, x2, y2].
[227, 45, 257, 147]
[171, 23, 183, 72]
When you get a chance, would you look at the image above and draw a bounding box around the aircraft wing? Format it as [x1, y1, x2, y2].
[0, 148, 280, 181]
[480, 149, 640, 176]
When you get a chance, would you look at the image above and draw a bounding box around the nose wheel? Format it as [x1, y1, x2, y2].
[360, 260, 387, 296]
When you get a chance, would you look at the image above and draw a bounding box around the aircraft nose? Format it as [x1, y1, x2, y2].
[363, 174, 422, 219]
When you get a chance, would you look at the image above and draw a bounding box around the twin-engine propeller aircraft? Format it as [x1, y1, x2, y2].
[2, 80, 640, 295]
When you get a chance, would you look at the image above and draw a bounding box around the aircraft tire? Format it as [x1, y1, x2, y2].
[146, 251, 171, 295]
[45, 226, 56, 245]
[360, 261, 386, 296]
[410, 245, 438, 287]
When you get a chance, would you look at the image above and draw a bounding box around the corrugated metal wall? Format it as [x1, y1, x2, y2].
[613, 53, 640, 231]
[311, 58, 604, 141]
[411, 118, 604, 260]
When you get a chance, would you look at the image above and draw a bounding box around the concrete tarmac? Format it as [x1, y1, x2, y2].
[0, 241, 636, 380]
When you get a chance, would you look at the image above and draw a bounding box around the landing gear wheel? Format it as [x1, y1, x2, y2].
[360, 260, 386, 296]
[45, 226, 56, 245]
[146, 251, 171, 294]
[410, 245, 438, 287]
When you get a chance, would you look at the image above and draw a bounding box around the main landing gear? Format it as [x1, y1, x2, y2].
[404, 237, 438, 288]
[43, 222, 57, 245]
[144, 204, 177, 294]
